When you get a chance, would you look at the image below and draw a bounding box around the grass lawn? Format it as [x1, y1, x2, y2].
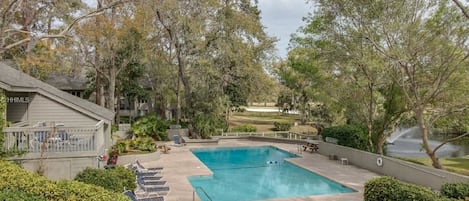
[228, 110, 317, 134]
[399, 157, 469, 176]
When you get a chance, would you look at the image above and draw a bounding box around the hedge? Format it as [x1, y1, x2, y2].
[231, 124, 257, 132]
[273, 122, 292, 131]
[441, 182, 469, 200]
[364, 177, 452, 201]
[320, 124, 369, 151]
[75, 166, 136, 192]
[0, 160, 130, 201]
[0, 188, 47, 201]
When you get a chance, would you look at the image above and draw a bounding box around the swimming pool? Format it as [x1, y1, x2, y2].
[189, 146, 355, 201]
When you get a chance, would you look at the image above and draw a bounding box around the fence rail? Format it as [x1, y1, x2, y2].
[220, 131, 313, 140]
[3, 121, 103, 153]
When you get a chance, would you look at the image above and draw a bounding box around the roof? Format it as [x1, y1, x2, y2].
[45, 72, 87, 90]
[0, 62, 114, 122]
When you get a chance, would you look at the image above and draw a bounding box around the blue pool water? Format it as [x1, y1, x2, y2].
[189, 146, 355, 201]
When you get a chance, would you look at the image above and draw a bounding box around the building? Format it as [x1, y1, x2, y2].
[0, 62, 114, 180]
[45, 72, 151, 122]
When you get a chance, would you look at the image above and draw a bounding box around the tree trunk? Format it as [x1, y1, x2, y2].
[376, 135, 386, 155]
[176, 78, 181, 124]
[175, 43, 197, 138]
[108, 67, 117, 123]
[115, 90, 121, 124]
[415, 108, 443, 169]
[94, 1, 103, 106]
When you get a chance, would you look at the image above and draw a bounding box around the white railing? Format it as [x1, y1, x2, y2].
[220, 131, 312, 140]
[3, 121, 104, 153]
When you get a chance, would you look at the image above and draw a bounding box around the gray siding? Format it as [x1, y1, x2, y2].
[28, 94, 98, 126]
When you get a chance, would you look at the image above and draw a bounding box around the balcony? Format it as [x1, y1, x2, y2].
[3, 121, 105, 158]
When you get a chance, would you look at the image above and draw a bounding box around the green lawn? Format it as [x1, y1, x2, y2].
[229, 111, 317, 133]
[399, 157, 469, 176]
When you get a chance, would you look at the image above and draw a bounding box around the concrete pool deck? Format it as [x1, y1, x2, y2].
[139, 139, 380, 201]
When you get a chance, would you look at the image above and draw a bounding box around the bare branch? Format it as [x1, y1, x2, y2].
[452, 0, 469, 19]
[0, 0, 129, 53]
[433, 132, 469, 153]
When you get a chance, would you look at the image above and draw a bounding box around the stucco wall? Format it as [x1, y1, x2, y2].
[19, 156, 99, 180]
[317, 141, 469, 190]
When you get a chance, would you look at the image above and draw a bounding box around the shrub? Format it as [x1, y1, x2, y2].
[364, 177, 449, 201]
[320, 124, 369, 151]
[272, 122, 292, 131]
[441, 182, 469, 200]
[114, 139, 131, 155]
[74, 166, 136, 192]
[231, 124, 257, 132]
[0, 160, 129, 200]
[131, 115, 169, 140]
[193, 113, 228, 139]
[130, 137, 156, 152]
[0, 188, 46, 201]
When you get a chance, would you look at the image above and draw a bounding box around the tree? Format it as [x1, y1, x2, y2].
[73, 1, 147, 121]
[290, 1, 406, 153]
[0, 0, 127, 57]
[305, 0, 469, 167]
[150, 0, 275, 138]
[276, 48, 322, 124]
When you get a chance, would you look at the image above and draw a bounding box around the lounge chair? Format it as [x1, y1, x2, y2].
[124, 190, 164, 201]
[137, 177, 167, 186]
[136, 160, 164, 171]
[138, 174, 163, 181]
[128, 164, 162, 176]
[138, 182, 170, 193]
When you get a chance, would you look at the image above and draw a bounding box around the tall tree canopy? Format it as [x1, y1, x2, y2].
[288, 0, 469, 167]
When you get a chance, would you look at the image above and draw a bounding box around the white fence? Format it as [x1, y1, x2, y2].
[220, 131, 313, 140]
[3, 121, 104, 153]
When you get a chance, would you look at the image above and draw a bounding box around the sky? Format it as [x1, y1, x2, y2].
[257, 0, 312, 58]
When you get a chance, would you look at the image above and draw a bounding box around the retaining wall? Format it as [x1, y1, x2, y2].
[317, 141, 469, 190]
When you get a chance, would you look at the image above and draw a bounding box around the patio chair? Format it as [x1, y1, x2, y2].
[138, 174, 164, 182]
[124, 190, 164, 201]
[129, 164, 162, 176]
[137, 177, 167, 186]
[136, 160, 164, 171]
[137, 181, 170, 193]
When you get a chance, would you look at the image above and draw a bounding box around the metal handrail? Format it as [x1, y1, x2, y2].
[193, 186, 212, 201]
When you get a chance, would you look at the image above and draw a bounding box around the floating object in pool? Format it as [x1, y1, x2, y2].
[266, 161, 279, 165]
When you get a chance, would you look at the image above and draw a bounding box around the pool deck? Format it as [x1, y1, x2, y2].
[139, 139, 380, 201]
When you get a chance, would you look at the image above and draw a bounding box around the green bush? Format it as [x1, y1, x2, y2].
[193, 113, 228, 139]
[0, 160, 129, 200]
[131, 115, 169, 140]
[272, 122, 292, 131]
[114, 139, 131, 155]
[320, 124, 369, 151]
[130, 137, 156, 152]
[0, 188, 46, 201]
[364, 177, 449, 201]
[231, 124, 257, 132]
[441, 182, 469, 200]
[74, 166, 136, 192]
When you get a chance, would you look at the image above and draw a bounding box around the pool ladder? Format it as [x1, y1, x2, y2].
[193, 186, 213, 201]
